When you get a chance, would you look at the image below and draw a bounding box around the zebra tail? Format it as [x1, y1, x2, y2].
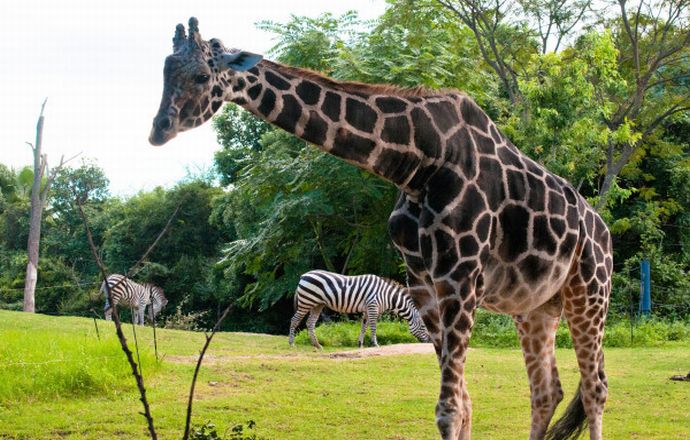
[544, 381, 587, 440]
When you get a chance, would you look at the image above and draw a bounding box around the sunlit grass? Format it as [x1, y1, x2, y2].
[0, 310, 687, 439]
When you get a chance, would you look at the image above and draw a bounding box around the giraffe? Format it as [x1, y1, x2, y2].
[149, 18, 612, 440]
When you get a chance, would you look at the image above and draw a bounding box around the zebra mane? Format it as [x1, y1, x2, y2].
[381, 277, 406, 291]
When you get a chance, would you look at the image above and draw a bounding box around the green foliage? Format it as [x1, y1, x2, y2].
[214, 129, 399, 311]
[213, 104, 272, 185]
[257, 11, 364, 72]
[101, 179, 227, 318]
[190, 421, 267, 440]
[1, 0, 689, 327]
[190, 422, 224, 440]
[163, 297, 208, 331]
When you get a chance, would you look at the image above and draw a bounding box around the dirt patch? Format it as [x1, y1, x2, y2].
[164, 353, 303, 364]
[327, 343, 435, 359]
[164, 343, 435, 364]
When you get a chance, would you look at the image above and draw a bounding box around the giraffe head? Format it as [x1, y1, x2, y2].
[149, 17, 263, 146]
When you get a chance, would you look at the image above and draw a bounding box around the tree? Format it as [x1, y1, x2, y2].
[213, 13, 402, 311]
[44, 160, 111, 277]
[22, 100, 73, 313]
[595, 0, 690, 209]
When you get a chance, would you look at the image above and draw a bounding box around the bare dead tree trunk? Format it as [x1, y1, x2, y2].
[23, 100, 48, 313]
[23, 99, 74, 312]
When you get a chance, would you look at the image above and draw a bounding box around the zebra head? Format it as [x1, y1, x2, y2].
[151, 286, 168, 317]
[408, 308, 431, 343]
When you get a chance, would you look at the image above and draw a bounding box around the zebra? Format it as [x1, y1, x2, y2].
[101, 274, 168, 325]
[289, 270, 431, 349]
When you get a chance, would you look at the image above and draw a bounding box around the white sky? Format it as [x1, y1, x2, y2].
[0, 0, 385, 195]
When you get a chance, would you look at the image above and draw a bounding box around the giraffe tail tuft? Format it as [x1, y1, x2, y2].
[544, 381, 587, 440]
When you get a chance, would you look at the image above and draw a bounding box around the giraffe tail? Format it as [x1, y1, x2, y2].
[544, 381, 587, 440]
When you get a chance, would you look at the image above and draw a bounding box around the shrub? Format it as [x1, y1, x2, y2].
[190, 421, 267, 440]
[164, 298, 208, 331]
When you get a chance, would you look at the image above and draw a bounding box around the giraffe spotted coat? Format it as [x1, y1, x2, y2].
[150, 18, 612, 440]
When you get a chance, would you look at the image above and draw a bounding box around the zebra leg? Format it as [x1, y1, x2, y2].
[288, 309, 308, 347]
[306, 305, 324, 349]
[358, 317, 368, 348]
[138, 306, 146, 326]
[366, 306, 380, 347]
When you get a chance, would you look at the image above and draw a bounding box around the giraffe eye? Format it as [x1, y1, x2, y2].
[194, 74, 210, 84]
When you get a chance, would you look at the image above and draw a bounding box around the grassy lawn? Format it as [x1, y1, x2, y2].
[0, 310, 688, 439]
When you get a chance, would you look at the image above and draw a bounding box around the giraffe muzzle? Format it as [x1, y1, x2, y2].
[149, 115, 177, 146]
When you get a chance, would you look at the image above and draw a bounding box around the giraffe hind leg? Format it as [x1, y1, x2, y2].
[514, 294, 564, 440]
[547, 241, 610, 440]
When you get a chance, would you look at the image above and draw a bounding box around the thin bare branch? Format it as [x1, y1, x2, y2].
[182, 303, 235, 440]
[75, 199, 158, 440]
[127, 205, 181, 278]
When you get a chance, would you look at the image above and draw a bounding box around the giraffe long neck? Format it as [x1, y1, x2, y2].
[226, 61, 443, 192]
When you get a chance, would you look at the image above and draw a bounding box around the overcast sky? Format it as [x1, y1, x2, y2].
[0, 0, 385, 195]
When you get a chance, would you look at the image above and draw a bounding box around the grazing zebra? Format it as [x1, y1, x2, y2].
[102, 274, 168, 325]
[289, 270, 430, 348]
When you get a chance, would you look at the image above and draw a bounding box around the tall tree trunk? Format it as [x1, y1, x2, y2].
[23, 100, 47, 313]
[22, 100, 70, 313]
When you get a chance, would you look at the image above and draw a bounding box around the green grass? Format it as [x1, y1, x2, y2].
[0, 312, 160, 402]
[294, 310, 690, 349]
[293, 319, 419, 347]
[1, 310, 688, 439]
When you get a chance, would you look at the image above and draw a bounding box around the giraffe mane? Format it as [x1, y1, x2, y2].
[262, 60, 458, 98]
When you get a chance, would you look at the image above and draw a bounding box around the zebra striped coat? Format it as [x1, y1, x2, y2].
[289, 270, 430, 348]
[102, 274, 168, 325]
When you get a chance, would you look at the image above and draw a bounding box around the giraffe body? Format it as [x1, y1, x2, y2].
[150, 18, 612, 440]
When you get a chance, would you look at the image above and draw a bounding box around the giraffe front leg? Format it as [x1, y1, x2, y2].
[514, 295, 564, 440]
[434, 279, 476, 440]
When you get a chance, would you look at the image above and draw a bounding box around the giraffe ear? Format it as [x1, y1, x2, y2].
[220, 51, 263, 72]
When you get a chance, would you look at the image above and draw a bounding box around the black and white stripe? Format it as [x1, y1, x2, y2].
[289, 270, 430, 348]
[102, 274, 168, 325]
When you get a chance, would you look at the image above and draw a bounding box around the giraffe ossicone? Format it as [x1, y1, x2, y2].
[150, 18, 613, 440]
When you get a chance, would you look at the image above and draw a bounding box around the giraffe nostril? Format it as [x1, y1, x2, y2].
[157, 116, 172, 131]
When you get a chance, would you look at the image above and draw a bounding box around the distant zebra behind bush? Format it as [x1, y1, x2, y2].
[289, 270, 430, 348]
[101, 274, 168, 325]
